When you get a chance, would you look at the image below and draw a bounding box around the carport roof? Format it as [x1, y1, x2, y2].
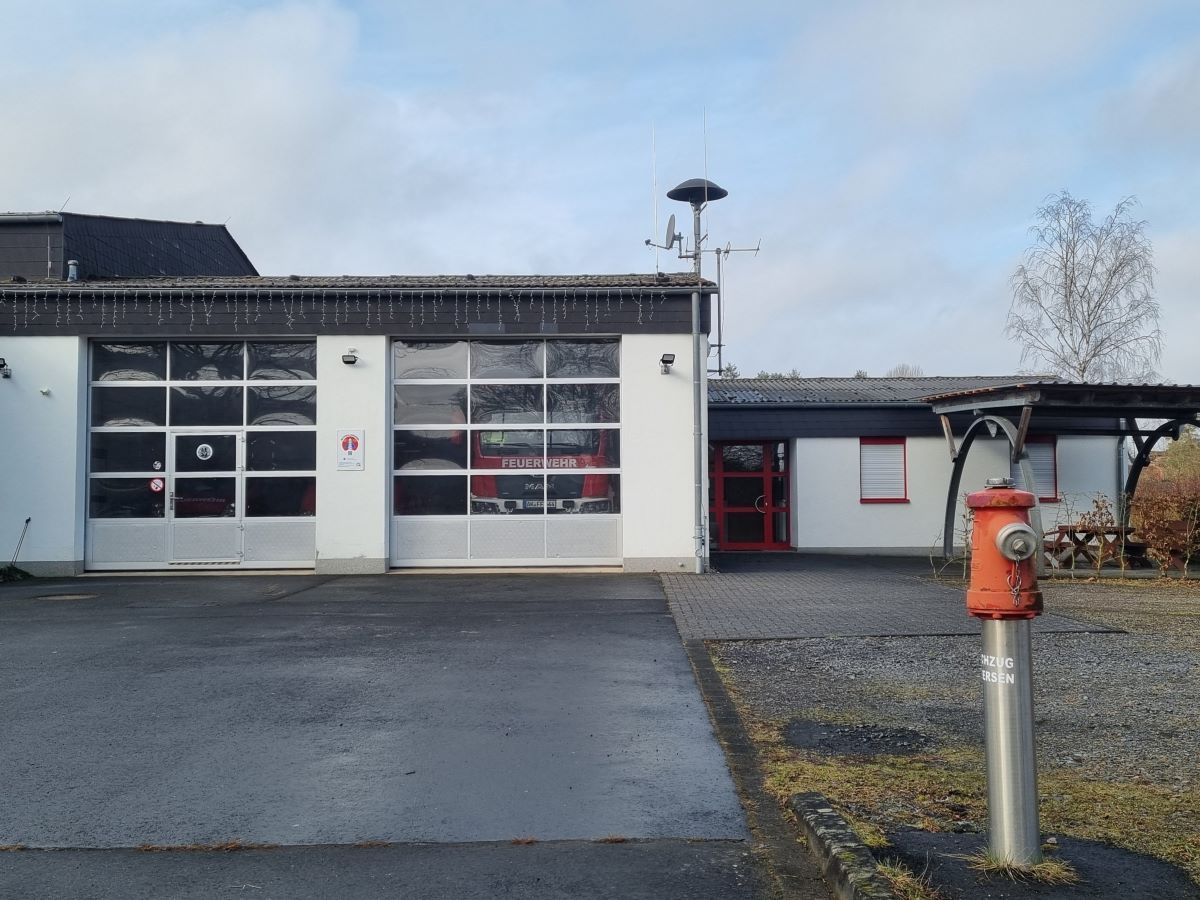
[922, 380, 1200, 420]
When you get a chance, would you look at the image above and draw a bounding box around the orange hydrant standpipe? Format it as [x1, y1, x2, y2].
[966, 484, 1043, 619]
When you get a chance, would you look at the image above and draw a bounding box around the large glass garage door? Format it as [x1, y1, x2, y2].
[85, 341, 318, 569]
[390, 339, 621, 565]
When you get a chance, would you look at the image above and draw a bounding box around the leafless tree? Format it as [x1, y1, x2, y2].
[1007, 192, 1161, 381]
[885, 363, 925, 377]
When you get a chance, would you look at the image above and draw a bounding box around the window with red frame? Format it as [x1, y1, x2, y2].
[1010, 437, 1058, 502]
[860, 437, 907, 503]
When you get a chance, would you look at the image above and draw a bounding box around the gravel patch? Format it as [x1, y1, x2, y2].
[713, 578, 1200, 889]
[782, 720, 935, 755]
[718, 629, 1197, 789]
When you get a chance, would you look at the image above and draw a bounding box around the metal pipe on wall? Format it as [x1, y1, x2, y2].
[692, 288, 705, 572]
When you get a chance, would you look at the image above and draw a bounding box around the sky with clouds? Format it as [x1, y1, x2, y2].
[2, 0, 1197, 380]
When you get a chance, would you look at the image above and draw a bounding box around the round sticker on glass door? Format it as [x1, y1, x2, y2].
[196, 443, 214, 461]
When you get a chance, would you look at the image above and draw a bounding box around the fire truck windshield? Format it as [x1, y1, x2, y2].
[547, 431, 601, 454]
[478, 431, 540, 456]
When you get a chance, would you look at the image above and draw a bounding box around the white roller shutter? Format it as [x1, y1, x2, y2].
[1011, 441, 1056, 499]
[860, 440, 906, 500]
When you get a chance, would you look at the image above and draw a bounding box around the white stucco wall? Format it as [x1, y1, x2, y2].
[791, 436, 1012, 554]
[314, 335, 390, 573]
[620, 333, 703, 572]
[789, 434, 1121, 554]
[0, 336, 87, 574]
[1039, 436, 1122, 529]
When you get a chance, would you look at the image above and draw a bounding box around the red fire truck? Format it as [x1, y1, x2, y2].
[469, 430, 616, 514]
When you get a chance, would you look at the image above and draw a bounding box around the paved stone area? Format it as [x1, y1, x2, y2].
[664, 553, 1119, 639]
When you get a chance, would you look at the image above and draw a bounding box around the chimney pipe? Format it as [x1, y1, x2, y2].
[67, 260, 79, 282]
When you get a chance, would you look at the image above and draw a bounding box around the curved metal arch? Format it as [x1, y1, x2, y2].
[942, 415, 1042, 565]
[1121, 417, 1190, 527]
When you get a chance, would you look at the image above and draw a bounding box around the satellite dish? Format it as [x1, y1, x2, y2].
[665, 214, 677, 250]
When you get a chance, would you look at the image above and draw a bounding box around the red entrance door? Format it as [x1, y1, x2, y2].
[710, 442, 790, 550]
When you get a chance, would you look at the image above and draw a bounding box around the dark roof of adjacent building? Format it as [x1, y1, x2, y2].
[1, 272, 714, 292]
[708, 376, 1027, 406]
[0, 211, 257, 280]
[705, 376, 1160, 439]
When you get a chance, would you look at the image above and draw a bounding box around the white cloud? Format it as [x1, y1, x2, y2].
[1099, 34, 1200, 151]
[0, 0, 1195, 383]
[1152, 229, 1200, 384]
[0, 2, 639, 276]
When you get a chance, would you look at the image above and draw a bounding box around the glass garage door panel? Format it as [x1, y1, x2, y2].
[86, 340, 317, 570]
[392, 339, 621, 565]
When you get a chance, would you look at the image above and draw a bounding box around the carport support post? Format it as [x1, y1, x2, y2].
[981, 618, 1042, 866]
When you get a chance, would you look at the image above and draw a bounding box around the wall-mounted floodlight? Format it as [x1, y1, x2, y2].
[0, 357, 10, 379]
[660, 353, 675, 375]
[342, 348, 359, 366]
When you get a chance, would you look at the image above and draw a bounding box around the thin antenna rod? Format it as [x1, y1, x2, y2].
[58, 194, 71, 213]
[651, 124, 660, 272]
[702, 108, 709, 241]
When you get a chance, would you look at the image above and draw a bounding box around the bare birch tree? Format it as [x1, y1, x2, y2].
[885, 363, 925, 377]
[1007, 192, 1161, 381]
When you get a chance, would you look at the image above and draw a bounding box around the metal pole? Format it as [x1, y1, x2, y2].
[691, 202, 706, 572]
[692, 288, 705, 573]
[981, 618, 1041, 865]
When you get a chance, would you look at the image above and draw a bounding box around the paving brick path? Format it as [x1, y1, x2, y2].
[662, 554, 1115, 640]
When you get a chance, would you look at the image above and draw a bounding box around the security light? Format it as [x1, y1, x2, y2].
[660, 353, 675, 374]
[0, 357, 10, 379]
[342, 349, 359, 366]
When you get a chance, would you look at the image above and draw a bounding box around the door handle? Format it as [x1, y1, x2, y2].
[169, 491, 175, 512]
[754, 495, 766, 514]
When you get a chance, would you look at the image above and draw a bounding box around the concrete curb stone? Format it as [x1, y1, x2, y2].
[786, 795, 897, 900]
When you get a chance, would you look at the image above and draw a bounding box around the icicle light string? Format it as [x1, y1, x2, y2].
[1, 284, 694, 335]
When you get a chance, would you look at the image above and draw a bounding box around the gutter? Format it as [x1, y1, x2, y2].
[0, 283, 715, 297]
[0, 214, 63, 225]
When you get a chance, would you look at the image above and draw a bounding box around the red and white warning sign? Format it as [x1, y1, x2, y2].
[337, 429, 365, 471]
[149, 477, 165, 493]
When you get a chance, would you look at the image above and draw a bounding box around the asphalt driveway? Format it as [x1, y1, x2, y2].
[0, 573, 767, 899]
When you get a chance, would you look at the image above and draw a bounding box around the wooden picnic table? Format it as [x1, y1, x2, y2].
[1043, 525, 1143, 569]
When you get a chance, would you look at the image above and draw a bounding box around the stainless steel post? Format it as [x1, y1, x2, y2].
[981, 618, 1042, 865]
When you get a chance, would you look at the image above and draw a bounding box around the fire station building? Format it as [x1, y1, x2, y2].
[0, 212, 1127, 575]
